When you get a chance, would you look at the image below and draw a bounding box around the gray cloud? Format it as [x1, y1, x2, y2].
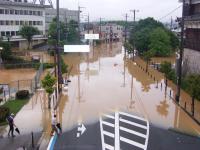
[52, 0, 182, 22]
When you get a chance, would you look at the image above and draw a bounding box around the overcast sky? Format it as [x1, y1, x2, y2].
[51, 0, 182, 22]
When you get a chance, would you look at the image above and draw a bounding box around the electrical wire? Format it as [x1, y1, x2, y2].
[158, 5, 182, 21]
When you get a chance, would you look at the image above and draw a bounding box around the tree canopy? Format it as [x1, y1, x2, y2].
[129, 17, 179, 56]
[19, 25, 40, 49]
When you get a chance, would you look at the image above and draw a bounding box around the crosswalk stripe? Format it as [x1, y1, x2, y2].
[120, 126, 147, 138]
[103, 131, 115, 138]
[120, 136, 145, 150]
[119, 118, 147, 130]
[103, 114, 115, 119]
[102, 121, 115, 127]
[105, 143, 114, 150]
[100, 117, 106, 150]
[119, 112, 148, 122]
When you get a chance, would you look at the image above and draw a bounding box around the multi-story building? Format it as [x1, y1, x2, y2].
[94, 23, 123, 42]
[45, 8, 79, 32]
[181, 0, 200, 74]
[0, 0, 50, 49]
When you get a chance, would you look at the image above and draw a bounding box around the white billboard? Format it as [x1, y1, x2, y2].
[64, 45, 90, 53]
[85, 34, 99, 40]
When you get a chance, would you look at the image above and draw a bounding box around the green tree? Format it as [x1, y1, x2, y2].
[42, 73, 56, 109]
[48, 18, 67, 46]
[61, 57, 68, 74]
[19, 25, 40, 50]
[149, 28, 172, 57]
[185, 74, 200, 116]
[0, 41, 12, 61]
[66, 20, 79, 44]
[143, 50, 154, 73]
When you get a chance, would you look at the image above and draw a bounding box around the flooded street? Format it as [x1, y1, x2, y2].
[57, 42, 200, 137]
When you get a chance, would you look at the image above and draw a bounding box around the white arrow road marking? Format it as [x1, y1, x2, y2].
[77, 124, 86, 138]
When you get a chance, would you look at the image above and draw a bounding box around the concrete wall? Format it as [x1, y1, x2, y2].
[183, 48, 200, 74]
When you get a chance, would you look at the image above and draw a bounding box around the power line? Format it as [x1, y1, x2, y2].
[158, 5, 182, 21]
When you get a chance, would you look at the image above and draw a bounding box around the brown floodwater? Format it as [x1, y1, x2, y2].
[1, 42, 200, 143]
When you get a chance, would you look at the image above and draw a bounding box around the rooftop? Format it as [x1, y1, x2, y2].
[0, 0, 52, 8]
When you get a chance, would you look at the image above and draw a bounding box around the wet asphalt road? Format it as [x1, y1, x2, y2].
[54, 112, 200, 150]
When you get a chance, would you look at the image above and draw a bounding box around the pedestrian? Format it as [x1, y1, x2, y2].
[6, 113, 16, 137]
[51, 114, 58, 136]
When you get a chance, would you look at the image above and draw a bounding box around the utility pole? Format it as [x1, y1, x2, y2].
[87, 14, 90, 34]
[78, 6, 81, 43]
[124, 13, 128, 44]
[100, 18, 102, 40]
[56, 0, 63, 93]
[130, 9, 139, 61]
[176, 0, 185, 103]
[170, 16, 173, 30]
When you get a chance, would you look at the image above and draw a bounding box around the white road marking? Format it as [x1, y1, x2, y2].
[120, 118, 147, 130]
[119, 112, 148, 122]
[120, 136, 145, 149]
[102, 121, 115, 127]
[100, 117, 106, 150]
[103, 114, 115, 119]
[115, 112, 120, 150]
[144, 120, 150, 150]
[105, 143, 114, 150]
[103, 131, 115, 138]
[120, 126, 146, 138]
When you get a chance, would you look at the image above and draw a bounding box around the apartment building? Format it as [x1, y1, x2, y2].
[0, 0, 50, 49]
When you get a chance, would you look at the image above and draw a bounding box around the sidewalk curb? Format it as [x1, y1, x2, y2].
[47, 133, 58, 150]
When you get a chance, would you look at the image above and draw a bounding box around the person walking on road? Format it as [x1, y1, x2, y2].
[51, 114, 58, 136]
[6, 113, 16, 137]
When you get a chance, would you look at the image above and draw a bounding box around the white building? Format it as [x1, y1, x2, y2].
[0, 0, 50, 49]
[45, 8, 79, 32]
[96, 24, 123, 42]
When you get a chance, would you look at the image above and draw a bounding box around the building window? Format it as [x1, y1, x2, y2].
[16, 21, 19, 25]
[29, 21, 32, 25]
[1, 31, 5, 36]
[0, 20, 4, 25]
[29, 11, 32, 15]
[20, 21, 24, 25]
[20, 10, 23, 15]
[10, 10, 14, 15]
[0, 9, 4, 14]
[15, 10, 19, 15]
[6, 31, 10, 36]
[6, 21, 9, 25]
[11, 31, 15, 36]
[5, 9, 9, 14]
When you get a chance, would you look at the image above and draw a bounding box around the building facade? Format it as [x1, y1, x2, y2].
[45, 8, 79, 32]
[182, 0, 200, 74]
[95, 24, 123, 42]
[0, 0, 49, 49]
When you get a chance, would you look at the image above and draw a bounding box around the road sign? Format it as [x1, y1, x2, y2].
[64, 45, 90, 53]
[85, 34, 99, 40]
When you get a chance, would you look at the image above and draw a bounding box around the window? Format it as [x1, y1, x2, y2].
[24, 10, 28, 15]
[33, 21, 36, 25]
[29, 11, 32, 15]
[0, 9, 4, 14]
[0, 20, 4, 25]
[6, 20, 9, 25]
[5, 9, 9, 14]
[20, 10, 23, 15]
[25, 21, 28, 25]
[15, 10, 19, 15]
[10, 21, 14, 25]
[6, 31, 10, 36]
[1, 31, 5, 36]
[10, 10, 14, 15]
[29, 21, 32, 25]
[11, 31, 15, 36]
[20, 21, 24, 25]
[16, 21, 19, 25]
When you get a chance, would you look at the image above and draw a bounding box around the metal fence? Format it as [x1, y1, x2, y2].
[0, 63, 43, 102]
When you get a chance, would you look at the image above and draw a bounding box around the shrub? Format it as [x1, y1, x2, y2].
[16, 90, 30, 99]
[0, 107, 10, 122]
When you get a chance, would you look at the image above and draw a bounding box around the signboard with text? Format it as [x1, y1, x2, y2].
[64, 45, 90, 53]
[85, 34, 99, 40]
